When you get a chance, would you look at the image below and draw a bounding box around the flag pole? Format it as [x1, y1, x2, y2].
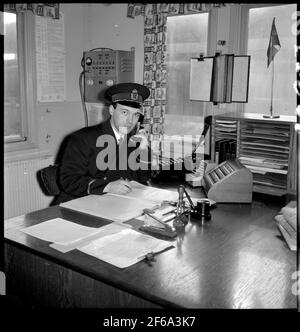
[263, 18, 280, 119]
[263, 57, 279, 118]
[270, 59, 275, 116]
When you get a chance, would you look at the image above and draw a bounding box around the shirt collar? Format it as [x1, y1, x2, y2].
[110, 119, 124, 143]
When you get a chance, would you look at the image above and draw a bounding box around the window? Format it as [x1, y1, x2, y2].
[4, 12, 24, 142]
[165, 13, 209, 138]
[166, 13, 209, 117]
[245, 4, 297, 116]
[4, 11, 37, 150]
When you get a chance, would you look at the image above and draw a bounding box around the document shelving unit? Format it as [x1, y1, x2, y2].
[211, 112, 297, 196]
[212, 118, 238, 164]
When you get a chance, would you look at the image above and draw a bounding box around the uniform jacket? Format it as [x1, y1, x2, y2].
[54, 119, 151, 204]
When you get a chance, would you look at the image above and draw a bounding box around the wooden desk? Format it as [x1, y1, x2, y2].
[4, 187, 297, 309]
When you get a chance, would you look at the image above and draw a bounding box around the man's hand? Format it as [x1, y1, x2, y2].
[103, 179, 132, 195]
[129, 129, 149, 150]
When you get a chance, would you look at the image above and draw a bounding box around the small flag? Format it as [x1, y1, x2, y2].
[267, 17, 281, 68]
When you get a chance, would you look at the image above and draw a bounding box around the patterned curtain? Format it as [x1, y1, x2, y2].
[140, 6, 168, 159]
[3, 3, 60, 19]
[127, 3, 226, 18]
[127, 3, 227, 160]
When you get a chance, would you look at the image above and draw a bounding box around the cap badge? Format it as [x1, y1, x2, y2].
[130, 89, 138, 101]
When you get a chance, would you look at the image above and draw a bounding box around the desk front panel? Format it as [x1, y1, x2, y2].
[4, 200, 297, 309]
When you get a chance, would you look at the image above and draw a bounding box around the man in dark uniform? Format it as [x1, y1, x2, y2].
[54, 83, 151, 204]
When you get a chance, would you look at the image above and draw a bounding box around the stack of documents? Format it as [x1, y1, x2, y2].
[21, 218, 174, 268]
[78, 228, 174, 268]
[21, 218, 102, 244]
[21, 218, 130, 253]
[274, 201, 297, 251]
[215, 120, 237, 133]
[239, 156, 288, 170]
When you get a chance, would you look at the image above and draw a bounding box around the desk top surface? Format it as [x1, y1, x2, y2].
[4, 185, 297, 309]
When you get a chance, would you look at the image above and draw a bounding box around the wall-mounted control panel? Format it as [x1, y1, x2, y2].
[83, 49, 135, 102]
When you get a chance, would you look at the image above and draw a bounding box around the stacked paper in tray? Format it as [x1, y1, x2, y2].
[274, 201, 297, 251]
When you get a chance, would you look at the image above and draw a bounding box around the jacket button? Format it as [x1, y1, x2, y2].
[104, 177, 107, 180]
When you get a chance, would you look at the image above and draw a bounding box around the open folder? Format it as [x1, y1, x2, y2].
[60, 182, 179, 223]
[60, 194, 157, 223]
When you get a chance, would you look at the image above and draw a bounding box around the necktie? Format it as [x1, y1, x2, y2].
[118, 136, 125, 145]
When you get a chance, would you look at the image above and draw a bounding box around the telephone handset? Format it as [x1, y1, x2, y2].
[129, 114, 146, 145]
[135, 113, 144, 135]
[130, 113, 145, 137]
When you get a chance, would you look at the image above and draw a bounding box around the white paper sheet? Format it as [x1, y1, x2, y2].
[231, 56, 250, 103]
[78, 228, 174, 268]
[21, 218, 101, 244]
[117, 182, 179, 203]
[190, 58, 213, 101]
[35, 14, 66, 102]
[60, 194, 156, 222]
[50, 222, 131, 253]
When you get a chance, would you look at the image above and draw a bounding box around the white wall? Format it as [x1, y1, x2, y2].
[37, 3, 145, 158]
[87, 3, 144, 83]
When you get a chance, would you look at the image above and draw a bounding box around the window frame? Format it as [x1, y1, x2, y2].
[165, 10, 212, 118]
[4, 11, 38, 153]
[239, 3, 297, 116]
[239, 3, 290, 54]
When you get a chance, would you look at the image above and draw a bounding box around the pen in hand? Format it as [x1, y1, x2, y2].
[120, 178, 132, 191]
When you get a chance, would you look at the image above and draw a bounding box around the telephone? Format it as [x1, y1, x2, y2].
[151, 116, 212, 182]
[185, 160, 207, 187]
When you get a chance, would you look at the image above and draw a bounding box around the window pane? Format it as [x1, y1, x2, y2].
[246, 4, 297, 116]
[166, 13, 208, 136]
[4, 12, 24, 141]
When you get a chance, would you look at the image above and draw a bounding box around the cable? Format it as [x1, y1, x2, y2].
[79, 71, 88, 127]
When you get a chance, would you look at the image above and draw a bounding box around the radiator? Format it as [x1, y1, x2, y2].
[4, 156, 55, 219]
